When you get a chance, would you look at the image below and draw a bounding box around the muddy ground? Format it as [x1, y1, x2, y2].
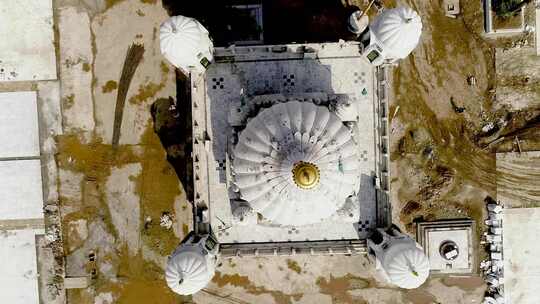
[43, 0, 540, 303]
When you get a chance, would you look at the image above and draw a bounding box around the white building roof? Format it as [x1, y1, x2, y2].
[192, 42, 380, 243]
[0, 91, 40, 158]
[160, 15, 214, 74]
[504, 208, 540, 303]
[382, 242, 430, 289]
[0, 159, 44, 220]
[0, 229, 43, 304]
[232, 101, 360, 226]
[370, 6, 422, 60]
[0, 0, 57, 81]
[165, 245, 216, 295]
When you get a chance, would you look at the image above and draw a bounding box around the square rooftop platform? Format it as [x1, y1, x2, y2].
[191, 43, 389, 253]
[417, 219, 475, 274]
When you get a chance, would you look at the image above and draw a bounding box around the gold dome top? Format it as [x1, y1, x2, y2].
[292, 161, 320, 190]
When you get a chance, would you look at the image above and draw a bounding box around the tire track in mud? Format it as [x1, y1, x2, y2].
[391, 0, 497, 196]
[496, 152, 540, 207]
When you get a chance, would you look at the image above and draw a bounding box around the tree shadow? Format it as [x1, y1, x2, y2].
[150, 72, 193, 202]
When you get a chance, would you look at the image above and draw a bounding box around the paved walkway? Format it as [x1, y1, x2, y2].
[0, 218, 45, 230]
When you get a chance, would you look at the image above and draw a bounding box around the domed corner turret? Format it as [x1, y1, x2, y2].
[232, 203, 256, 226]
[361, 6, 422, 66]
[159, 15, 214, 76]
[367, 227, 430, 289]
[165, 233, 219, 295]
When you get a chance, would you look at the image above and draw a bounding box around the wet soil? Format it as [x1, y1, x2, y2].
[212, 272, 303, 304]
[440, 276, 485, 291]
[316, 274, 373, 304]
[403, 289, 438, 304]
[58, 118, 190, 302]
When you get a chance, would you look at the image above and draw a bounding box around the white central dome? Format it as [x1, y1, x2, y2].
[232, 101, 360, 226]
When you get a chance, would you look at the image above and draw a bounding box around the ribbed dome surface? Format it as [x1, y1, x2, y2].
[160, 15, 213, 72]
[382, 244, 430, 289]
[165, 246, 215, 295]
[232, 101, 360, 226]
[370, 6, 422, 60]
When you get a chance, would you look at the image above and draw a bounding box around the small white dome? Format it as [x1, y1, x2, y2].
[160, 15, 214, 73]
[382, 243, 430, 289]
[165, 245, 216, 295]
[370, 6, 422, 60]
[232, 204, 255, 225]
[232, 101, 360, 226]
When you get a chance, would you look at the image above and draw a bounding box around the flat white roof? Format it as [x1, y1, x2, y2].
[0, 229, 43, 304]
[0, 160, 44, 220]
[0, 91, 40, 158]
[504, 208, 540, 304]
[0, 0, 56, 81]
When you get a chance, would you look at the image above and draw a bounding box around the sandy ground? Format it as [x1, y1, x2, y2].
[54, 0, 191, 302]
[385, 0, 497, 239]
[38, 0, 540, 303]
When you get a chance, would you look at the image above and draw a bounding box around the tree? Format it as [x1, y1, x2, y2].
[493, 0, 534, 17]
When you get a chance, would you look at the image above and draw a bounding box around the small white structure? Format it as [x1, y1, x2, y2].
[368, 228, 430, 289]
[365, 6, 422, 64]
[231, 203, 256, 226]
[160, 15, 214, 75]
[232, 101, 360, 226]
[348, 10, 369, 35]
[443, 0, 460, 18]
[165, 234, 219, 295]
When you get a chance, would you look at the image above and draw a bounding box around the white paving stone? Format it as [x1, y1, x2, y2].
[0, 91, 40, 158]
[0, 159, 44, 220]
[0, 229, 44, 304]
[0, 0, 56, 81]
